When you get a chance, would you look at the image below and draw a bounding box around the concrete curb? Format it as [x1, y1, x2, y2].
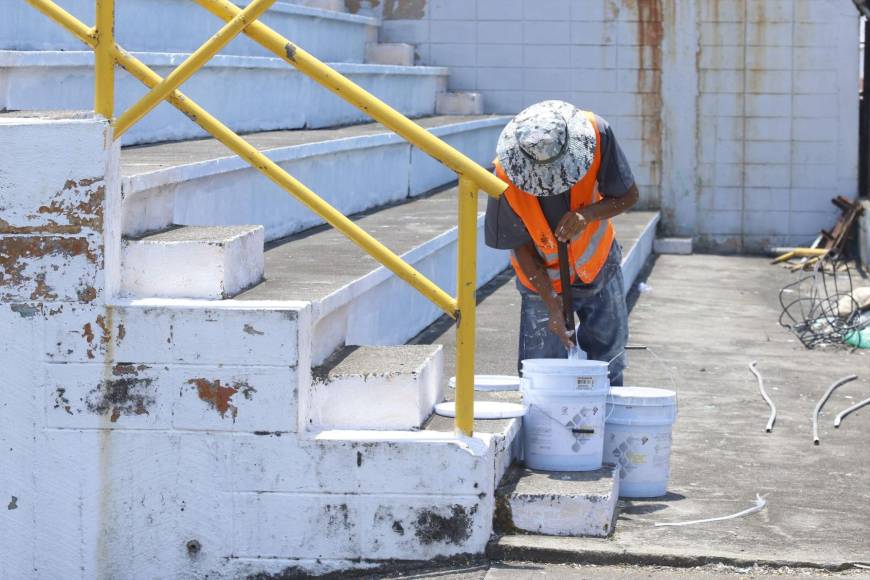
[486, 533, 863, 572]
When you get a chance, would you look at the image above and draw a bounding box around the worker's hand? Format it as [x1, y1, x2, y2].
[554, 211, 589, 243]
[544, 295, 575, 349]
[547, 315, 575, 349]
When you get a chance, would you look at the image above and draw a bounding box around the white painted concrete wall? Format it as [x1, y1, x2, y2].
[373, 0, 861, 251]
[0, 113, 518, 579]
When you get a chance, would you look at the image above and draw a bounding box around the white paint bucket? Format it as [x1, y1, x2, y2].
[603, 386, 678, 498]
[520, 359, 610, 472]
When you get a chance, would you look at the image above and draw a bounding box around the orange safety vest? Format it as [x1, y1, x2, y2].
[495, 111, 615, 294]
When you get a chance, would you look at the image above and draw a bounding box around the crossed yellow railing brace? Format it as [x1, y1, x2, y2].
[26, 0, 508, 437]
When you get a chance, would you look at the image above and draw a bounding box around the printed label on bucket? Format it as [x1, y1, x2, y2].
[526, 404, 603, 454]
[605, 430, 672, 481]
[576, 377, 594, 390]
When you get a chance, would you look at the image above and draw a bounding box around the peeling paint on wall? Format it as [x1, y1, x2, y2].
[0, 236, 99, 300]
[0, 176, 104, 235]
[188, 378, 256, 421]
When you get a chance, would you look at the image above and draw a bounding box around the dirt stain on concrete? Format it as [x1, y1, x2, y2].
[413, 504, 477, 545]
[10, 303, 40, 318]
[86, 363, 155, 423]
[243, 323, 264, 336]
[54, 387, 73, 415]
[7, 496, 18, 510]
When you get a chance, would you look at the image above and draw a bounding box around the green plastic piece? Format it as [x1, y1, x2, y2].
[844, 327, 870, 349]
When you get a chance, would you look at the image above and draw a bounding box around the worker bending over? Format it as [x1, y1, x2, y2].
[485, 101, 639, 385]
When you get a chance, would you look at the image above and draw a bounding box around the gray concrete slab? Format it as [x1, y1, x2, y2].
[358, 561, 868, 578]
[314, 344, 441, 381]
[120, 115, 499, 176]
[235, 184, 484, 302]
[487, 255, 870, 570]
[480, 562, 869, 578]
[131, 224, 259, 242]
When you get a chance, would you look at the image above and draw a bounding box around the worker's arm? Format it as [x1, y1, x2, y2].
[554, 183, 640, 243]
[513, 243, 574, 349]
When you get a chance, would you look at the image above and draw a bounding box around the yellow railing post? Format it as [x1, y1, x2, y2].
[94, 0, 114, 119]
[454, 177, 479, 437]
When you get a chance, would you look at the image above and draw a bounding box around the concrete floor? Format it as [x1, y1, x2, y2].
[418, 253, 870, 571]
[372, 562, 868, 579]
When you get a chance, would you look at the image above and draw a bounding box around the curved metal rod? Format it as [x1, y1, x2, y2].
[834, 396, 870, 428]
[813, 375, 858, 445]
[749, 361, 776, 433]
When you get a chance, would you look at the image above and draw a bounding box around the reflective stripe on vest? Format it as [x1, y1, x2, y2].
[497, 110, 616, 294]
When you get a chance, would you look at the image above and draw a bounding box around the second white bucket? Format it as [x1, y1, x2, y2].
[603, 386, 678, 498]
[521, 359, 610, 471]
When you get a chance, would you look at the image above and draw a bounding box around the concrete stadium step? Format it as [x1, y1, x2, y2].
[366, 43, 415, 66]
[121, 225, 264, 299]
[495, 467, 620, 538]
[289, 0, 349, 13]
[437, 92, 485, 116]
[119, 115, 509, 240]
[4, 1, 376, 62]
[0, 51, 448, 145]
[235, 184, 511, 365]
[310, 345, 443, 430]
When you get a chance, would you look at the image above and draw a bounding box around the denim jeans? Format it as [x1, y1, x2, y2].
[516, 246, 629, 386]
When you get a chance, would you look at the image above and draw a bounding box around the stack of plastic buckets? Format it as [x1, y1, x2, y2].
[520, 359, 610, 471]
[603, 386, 678, 498]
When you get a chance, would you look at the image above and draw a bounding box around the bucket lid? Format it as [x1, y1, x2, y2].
[522, 358, 609, 375]
[608, 386, 677, 406]
[448, 375, 521, 392]
[434, 401, 527, 419]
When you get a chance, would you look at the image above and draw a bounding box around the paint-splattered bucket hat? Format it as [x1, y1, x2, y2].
[496, 100, 597, 197]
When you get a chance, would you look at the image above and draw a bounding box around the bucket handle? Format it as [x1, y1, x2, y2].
[606, 345, 679, 414]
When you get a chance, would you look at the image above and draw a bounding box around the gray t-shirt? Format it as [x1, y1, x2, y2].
[485, 114, 635, 289]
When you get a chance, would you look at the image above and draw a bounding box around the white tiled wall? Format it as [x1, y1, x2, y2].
[383, 0, 665, 208]
[695, 0, 859, 251]
[374, 0, 860, 252]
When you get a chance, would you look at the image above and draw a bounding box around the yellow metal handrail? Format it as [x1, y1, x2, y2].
[25, 0, 507, 437]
